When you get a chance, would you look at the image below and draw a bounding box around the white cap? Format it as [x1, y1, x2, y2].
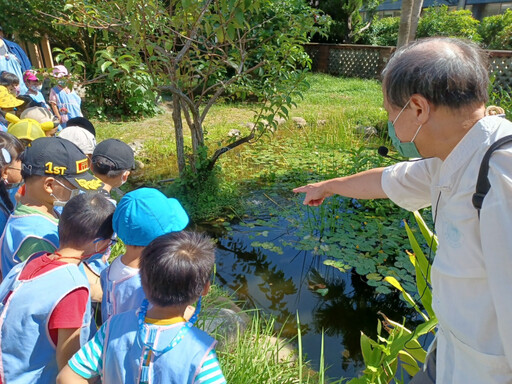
[20, 107, 59, 129]
[58, 126, 97, 155]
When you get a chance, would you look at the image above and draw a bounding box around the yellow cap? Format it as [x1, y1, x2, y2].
[0, 86, 23, 109]
[8, 119, 46, 142]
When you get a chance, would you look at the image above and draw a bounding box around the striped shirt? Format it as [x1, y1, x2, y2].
[69, 321, 226, 384]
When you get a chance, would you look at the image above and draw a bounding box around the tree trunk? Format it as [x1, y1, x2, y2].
[172, 97, 186, 175]
[190, 119, 205, 164]
[409, 0, 423, 41]
[397, 0, 413, 48]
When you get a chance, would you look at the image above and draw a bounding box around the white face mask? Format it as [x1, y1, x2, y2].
[52, 179, 81, 207]
[30, 85, 42, 92]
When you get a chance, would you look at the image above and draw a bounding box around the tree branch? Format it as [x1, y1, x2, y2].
[207, 132, 255, 171]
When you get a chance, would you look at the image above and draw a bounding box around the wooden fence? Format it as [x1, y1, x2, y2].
[304, 43, 512, 89]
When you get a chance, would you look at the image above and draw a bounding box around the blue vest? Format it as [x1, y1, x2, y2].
[0, 212, 59, 278]
[52, 86, 82, 127]
[100, 256, 145, 324]
[0, 53, 27, 95]
[0, 260, 91, 384]
[3, 38, 32, 72]
[102, 310, 216, 384]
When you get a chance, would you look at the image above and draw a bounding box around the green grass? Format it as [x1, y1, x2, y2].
[94, 73, 386, 194]
[200, 287, 338, 384]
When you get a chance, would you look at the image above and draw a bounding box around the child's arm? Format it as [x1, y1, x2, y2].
[57, 322, 107, 383]
[56, 328, 81, 370]
[57, 364, 89, 384]
[48, 88, 62, 123]
[194, 349, 227, 384]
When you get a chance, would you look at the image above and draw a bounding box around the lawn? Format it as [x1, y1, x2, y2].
[95, 73, 387, 193]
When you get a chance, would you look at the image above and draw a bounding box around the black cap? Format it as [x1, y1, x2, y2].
[66, 117, 96, 137]
[92, 139, 135, 170]
[22, 137, 104, 191]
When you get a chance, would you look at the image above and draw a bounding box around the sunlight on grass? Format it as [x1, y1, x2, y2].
[94, 73, 385, 185]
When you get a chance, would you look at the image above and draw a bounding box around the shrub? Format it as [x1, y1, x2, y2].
[416, 5, 481, 42]
[479, 9, 512, 50]
[55, 47, 160, 119]
[85, 48, 160, 119]
[363, 16, 400, 46]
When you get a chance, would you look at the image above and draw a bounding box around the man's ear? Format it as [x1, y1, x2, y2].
[410, 94, 431, 125]
[201, 281, 211, 296]
[43, 177, 56, 194]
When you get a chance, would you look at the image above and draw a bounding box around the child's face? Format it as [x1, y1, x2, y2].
[6, 84, 19, 96]
[26, 80, 41, 92]
[5, 160, 22, 184]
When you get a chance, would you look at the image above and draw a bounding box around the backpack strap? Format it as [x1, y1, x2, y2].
[472, 135, 512, 215]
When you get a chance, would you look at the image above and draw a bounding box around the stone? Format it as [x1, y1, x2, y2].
[355, 125, 378, 137]
[202, 297, 250, 350]
[292, 116, 307, 128]
[128, 140, 145, 156]
[227, 129, 242, 138]
[263, 335, 297, 363]
[134, 160, 145, 169]
[243, 122, 256, 130]
[275, 116, 286, 125]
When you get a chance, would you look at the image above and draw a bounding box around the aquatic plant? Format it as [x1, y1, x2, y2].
[347, 211, 438, 383]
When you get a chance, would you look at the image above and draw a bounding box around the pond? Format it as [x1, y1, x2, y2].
[200, 191, 430, 381]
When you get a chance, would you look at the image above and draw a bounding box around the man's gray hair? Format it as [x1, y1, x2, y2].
[382, 37, 489, 109]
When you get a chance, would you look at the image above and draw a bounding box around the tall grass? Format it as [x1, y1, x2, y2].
[214, 310, 340, 384]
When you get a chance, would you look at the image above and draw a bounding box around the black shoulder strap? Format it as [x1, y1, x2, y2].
[472, 135, 512, 214]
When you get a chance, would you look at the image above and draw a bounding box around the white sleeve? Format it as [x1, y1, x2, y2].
[480, 147, 512, 369]
[381, 159, 437, 211]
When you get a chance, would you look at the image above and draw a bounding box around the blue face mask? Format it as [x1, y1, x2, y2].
[387, 99, 423, 158]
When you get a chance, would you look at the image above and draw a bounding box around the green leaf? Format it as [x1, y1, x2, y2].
[101, 61, 113, 73]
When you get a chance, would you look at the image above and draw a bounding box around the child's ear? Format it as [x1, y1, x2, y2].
[44, 177, 56, 194]
[1, 166, 8, 181]
[201, 281, 211, 296]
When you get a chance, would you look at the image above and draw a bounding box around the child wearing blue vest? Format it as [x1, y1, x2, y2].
[49, 65, 83, 128]
[0, 132, 23, 233]
[99, 187, 189, 323]
[0, 193, 115, 384]
[59, 231, 227, 384]
[0, 137, 104, 278]
[23, 70, 50, 109]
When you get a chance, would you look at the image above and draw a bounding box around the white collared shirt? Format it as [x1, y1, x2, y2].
[382, 115, 512, 383]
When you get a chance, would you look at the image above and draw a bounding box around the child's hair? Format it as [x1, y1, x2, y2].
[0, 132, 24, 162]
[140, 231, 215, 307]
[0, 132, 24, 213]
[91, 156, 128, 178]
[0, 72, 19, 87]
[59, 193, 115, 248]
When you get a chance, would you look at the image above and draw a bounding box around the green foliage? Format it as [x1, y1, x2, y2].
[362, 16, 400, 47]
[86, 48, 160, 118]
[489, 84, 512, 120]
[54, 46, 160, 119]
[479, 9, 512, 50]
[362, 6, 484, 47]
[348, 211, 438, 384]
[416, 6, 481, 41]
[311, 0, 373, 43]
[165, 146, 241, 222]
[216, 311, 331, 384]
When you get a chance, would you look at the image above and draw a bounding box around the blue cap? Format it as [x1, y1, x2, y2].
[113, 188, 189, 246]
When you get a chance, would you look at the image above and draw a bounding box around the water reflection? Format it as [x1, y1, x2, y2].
[199, 220, 420, 379]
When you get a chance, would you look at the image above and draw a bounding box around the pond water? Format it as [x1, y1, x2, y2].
[199, 193, 428, 381]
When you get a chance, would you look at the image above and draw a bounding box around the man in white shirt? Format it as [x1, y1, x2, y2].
[294, 37, 512, 383]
